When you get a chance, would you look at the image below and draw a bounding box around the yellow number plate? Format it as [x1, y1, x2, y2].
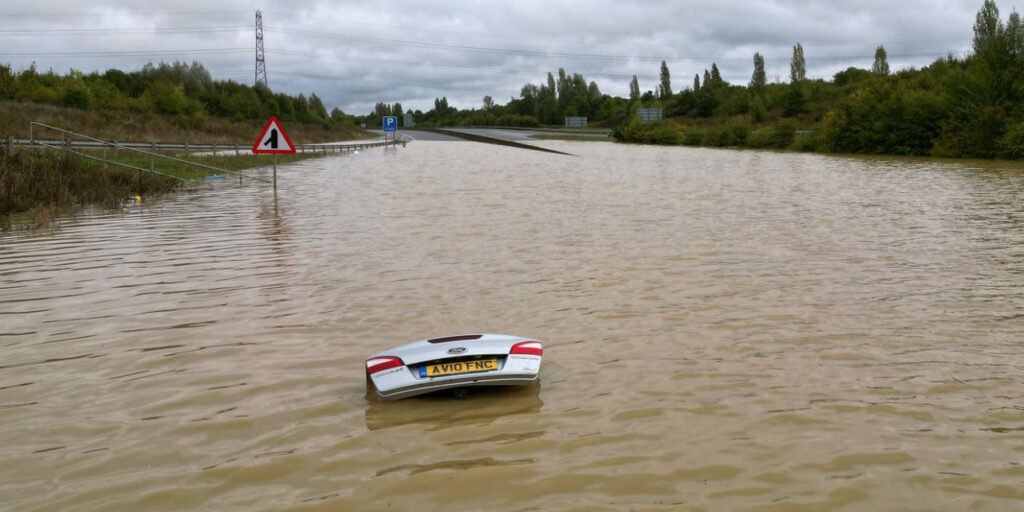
[420, 359, 498, 378]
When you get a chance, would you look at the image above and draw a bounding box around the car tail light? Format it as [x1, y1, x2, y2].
[366, 356, 404, 375]
[510, 341, 543, 356]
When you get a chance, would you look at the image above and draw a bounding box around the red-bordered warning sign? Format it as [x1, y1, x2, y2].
[252, 116, 296, 154]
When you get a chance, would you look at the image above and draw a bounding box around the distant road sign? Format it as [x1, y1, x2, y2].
[252, 116, 295, 154]
[383, 116, 398, 132]
[565, 117, 588, 128]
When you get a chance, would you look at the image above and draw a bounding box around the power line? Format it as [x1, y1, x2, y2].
[0, 19, 969, 66]
[265, 49, 650, 81]
[0, 26, 249, 35]
[0, 10, 250, 18]
[264, 25, 969, 64]
[0, 48, 250, 57]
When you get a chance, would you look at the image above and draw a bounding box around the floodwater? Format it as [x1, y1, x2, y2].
[2, 140, 1024, 511]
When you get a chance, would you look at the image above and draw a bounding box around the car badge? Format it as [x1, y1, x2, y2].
[447, 347, 467, 354]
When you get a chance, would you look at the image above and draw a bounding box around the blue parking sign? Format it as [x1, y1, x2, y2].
[383, 116, 398, 132]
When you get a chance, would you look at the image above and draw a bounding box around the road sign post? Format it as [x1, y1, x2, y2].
[252, 116, 296, 187]
[383, 116, 397, 147]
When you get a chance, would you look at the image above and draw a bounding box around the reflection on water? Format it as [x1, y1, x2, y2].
[2, 142, 1024, 511]
[364, 384, 543, 431]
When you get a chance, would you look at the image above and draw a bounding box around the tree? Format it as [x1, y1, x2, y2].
[433, 97, 449, 115]
[749, 94, 766, 122]
[973, 0, 1001, 53]
[61, 79, 92, 109]
[557, 68, 571, 111]
[872, 45, 890, 75]
[659, 60, 672, 99]
[750, 52, 767, 92]
[693, 73, 700, 92]
[629, 75, 640, 101]
[781, 84, 805, 117]
[703, 69, 711, 88]
[791, 43, 806, 82]
[1008, 10, 1024, 55]
[711, 63, 722, 84]
[518, 83, 539, 117]
[308, 93, 328, 120]
[482, 95, 494, 111]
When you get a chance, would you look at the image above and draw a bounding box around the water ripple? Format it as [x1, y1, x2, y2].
[2, 143, 1024, 510]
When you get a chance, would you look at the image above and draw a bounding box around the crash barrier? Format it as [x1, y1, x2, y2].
[9, 132, 401, 156]
[9, 124, 404, 185]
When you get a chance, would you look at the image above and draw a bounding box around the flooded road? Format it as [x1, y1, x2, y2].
[2, 141, 1024, 511]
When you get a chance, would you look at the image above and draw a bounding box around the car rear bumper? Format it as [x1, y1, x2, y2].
[369, 353, 542, 401]
[375, 372, 539, 401]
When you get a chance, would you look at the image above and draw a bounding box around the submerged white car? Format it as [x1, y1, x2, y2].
[365, 334, 543, 401]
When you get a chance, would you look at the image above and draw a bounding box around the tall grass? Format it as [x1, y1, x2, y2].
[1, 145, 347, 231]
[1, 147, 180, 231]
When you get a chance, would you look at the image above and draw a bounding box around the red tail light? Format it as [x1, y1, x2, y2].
[510, 341, 543, 356]
[366, 356, 404, 375]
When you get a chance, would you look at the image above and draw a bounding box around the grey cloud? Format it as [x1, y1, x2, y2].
[0, 0, 1017, 115]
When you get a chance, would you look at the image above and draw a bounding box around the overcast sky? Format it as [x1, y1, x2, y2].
[1, 0, 1020, 115]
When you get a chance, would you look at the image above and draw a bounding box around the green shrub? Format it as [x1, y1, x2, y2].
[793, 131, 822, 152]
[770, 119, 796, 148]
[748, 129, 773, 148]
[997, 121, 1024, 159]
[681, 128, 703, 146]
[612, 118, 681, 145]
[722, 119, 750, 146]
[61, 82, 92, 109]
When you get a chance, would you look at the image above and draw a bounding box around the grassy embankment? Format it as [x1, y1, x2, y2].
[1, 101, 370, 231]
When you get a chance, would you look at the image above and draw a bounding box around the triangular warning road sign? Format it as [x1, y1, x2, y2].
[252, 116, 296, 154]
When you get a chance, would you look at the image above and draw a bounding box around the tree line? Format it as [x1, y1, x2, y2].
[613, 0, 1024, 158]
[385, 0, 1024, 160]
[0, 61, 356, 132]
[367, 68, 637, 129]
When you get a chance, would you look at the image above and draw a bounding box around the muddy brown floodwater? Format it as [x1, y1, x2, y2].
[2, 141, 1024, 511]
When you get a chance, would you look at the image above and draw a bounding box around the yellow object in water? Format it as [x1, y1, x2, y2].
[135, 195, 142, 202]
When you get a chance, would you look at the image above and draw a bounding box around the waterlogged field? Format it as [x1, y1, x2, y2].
[2, 141, 1024, 511]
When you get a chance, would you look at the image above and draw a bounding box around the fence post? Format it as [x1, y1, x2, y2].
[235, 144, 239, 156]
[150, 142, 155, 173]
[185, 141, 189, 156]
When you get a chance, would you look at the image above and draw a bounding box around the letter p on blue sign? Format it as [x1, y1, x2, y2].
[383, 116, 398, 132]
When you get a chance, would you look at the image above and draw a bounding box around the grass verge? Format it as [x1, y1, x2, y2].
[0, 147, 332, 232]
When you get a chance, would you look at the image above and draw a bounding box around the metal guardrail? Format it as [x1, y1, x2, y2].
[7, 124, 402, 187]
[6, 135, 398, 155]
[24, 122, 269, 184]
